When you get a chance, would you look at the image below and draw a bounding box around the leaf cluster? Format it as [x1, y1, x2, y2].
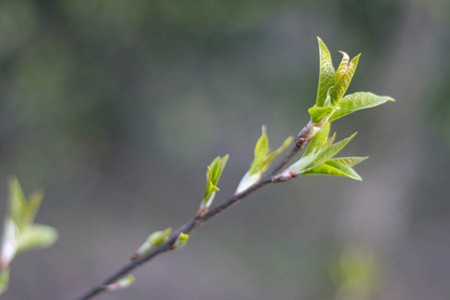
[202, 155, 229, 208]
[0, 176, 58, 294]
[310, 38, 393, 125]
[236, 127, 292, 194]
[280, 38, 394, 181]
[288, 123, 367, 180]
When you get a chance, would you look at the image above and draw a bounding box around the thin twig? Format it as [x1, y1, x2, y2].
[74, 124, 311, 300]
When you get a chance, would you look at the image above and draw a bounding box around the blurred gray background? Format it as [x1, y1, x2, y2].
[0, 0, 449, 299]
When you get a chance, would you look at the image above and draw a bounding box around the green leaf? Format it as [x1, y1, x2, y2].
[209, 157, 221, 182]
[290, 132, 357, 174]
[303, 122, 330, 157]
[319, 131, 336, 151]
[316, 37, 336, 107]
[22, 191, 43, 229]
[259, 136, 293, 171]
[202, 155, 228, 207]
[329, 53, 360, 105]
[288, 129, 337, 173]
[308, 106, 334, 123]
[335, 51, 350, 80]
[249, 126, 269, 174]
[308, 132, 357, 170]
[238, 128, 293, 194]
[248, 127, 293, 176]
[8, 176, 27, 227]
[302, 160, 362, 181]
[331, 156, 368, 167]
[16, 224, 58, 254]
[329, 92, 395, 122]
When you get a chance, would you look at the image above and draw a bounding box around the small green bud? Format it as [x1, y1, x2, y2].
[132, 228, 172, 259]
[105, 274, 135, 291]
[172, 233, 189, 249]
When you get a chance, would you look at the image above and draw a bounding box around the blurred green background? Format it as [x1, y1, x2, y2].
[1, 0, 449, 299]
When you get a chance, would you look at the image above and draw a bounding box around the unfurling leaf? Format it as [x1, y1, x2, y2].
[173, 233, 189, 249]
[236, 126, 292, 194]
[0, 177, 58, 295]
[201, 155, 229, 208]
[306, 132, 357, 170]
[287, 132, 357, 176]
[303, 123, 330, 157]
[133, 228, 172, 259]
[17, 224, 58, 254]
[329, 52, 360, 105]
[302, 157, 368, 181]
[8, 176, 27, 227]
[308, 106, 334, 124]
[329, 92, 395, 122]
[316, 37, 336, 107]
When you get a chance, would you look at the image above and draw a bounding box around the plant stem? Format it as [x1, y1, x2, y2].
[74, 124, 310, 300]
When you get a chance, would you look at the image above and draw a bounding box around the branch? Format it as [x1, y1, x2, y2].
[74, 124, 311, 300]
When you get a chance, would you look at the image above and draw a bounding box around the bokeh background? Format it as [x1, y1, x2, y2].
[0, 0, 449, 299]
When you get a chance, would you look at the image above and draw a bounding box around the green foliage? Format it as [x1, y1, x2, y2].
[316, 38, 336, 107]
[236, 126, 292, 194]
[302, 157, 368, 181]
[202, 155, 229, 208]
[288, 128, 364, 180]
[0, 176, 58, 295]
[309, 37, 393, 131]
[308, 106, 334, 124]
[328, 92, 394, 122]
[281, 38, 394, 182]
[329, 52, 360, 105]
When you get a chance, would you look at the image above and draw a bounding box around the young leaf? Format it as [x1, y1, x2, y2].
[132, 228, 172, 259]
[202, 155, 229, 208]
[331, 156, 368, 167]
[308, 106, 334, 123]
[335, 51, 350, 80]
[303, 122, 330, 157]
[288, 132, 357, 174]
[173, 233, 189, 249]
[316, 37, 336, 107]
[328, 92, 395, 122]
[302, 159, 363, 181]
[8, 176, 27, 227]
[259, 136, 293, 172]
[307, 132, 357, 170]
[237, 127, 293, 194]
[21, 191, 44, 230]
[249, 126, 270, 174]
[16, 224, 58, 254]
[329, 53, 361, 105]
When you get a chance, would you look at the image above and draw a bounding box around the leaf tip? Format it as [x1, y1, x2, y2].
[338, 50, 349, 59]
